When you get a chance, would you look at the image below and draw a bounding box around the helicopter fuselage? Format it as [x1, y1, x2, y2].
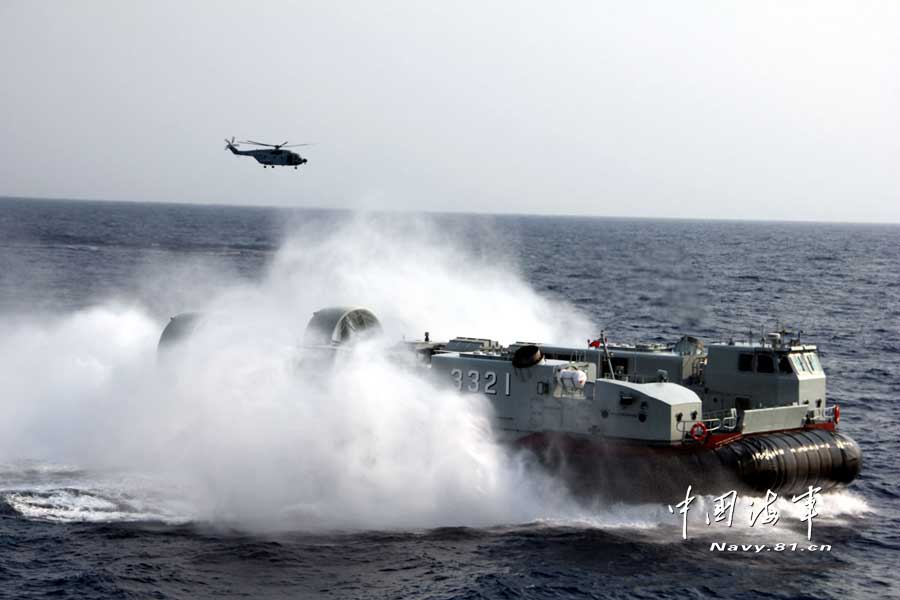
[227, 145, 307, 167]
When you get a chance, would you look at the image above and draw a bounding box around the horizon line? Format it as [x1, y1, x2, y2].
[1, 193, 898, 227]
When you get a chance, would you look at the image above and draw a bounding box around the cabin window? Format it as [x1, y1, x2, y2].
[791, 354, 807, 372]
[778, 355, 793, 374]
[756, 354, 775, 373]
[738, 353, 754, 372]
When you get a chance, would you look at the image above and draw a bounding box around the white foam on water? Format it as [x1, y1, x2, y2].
[531, 502, 682, 531]
[0, 216, 593, 529]
[4, 488, 191, 524]
[0, 467, 196, 524]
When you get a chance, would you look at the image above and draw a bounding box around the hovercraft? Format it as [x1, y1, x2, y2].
[418, 331, 861, 500]
[159, 309, 861, 501]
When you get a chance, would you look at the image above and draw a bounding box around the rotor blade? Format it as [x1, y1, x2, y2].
[241, 140, 276, 147]
[282, 143, 314, 148]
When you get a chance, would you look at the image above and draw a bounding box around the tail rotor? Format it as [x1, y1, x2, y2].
[224, 136, 238, 150]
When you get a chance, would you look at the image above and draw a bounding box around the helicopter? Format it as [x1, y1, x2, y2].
[224, 137, 310, 169]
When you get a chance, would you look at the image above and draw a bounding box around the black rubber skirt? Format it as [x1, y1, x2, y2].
[518, 428, 862, 501]
[711, 429, 861, 495]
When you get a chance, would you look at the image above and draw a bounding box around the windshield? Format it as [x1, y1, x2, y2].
[805, 352, 821, 372]
[784, 352, 822, 374]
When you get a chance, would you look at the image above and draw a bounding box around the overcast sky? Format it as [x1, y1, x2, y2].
[1, 1, 898, 222]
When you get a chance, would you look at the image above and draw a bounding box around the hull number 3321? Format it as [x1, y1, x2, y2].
[450, 369, 511, 395]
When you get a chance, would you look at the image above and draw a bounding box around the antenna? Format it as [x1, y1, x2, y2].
[599, 329, 616, 380]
